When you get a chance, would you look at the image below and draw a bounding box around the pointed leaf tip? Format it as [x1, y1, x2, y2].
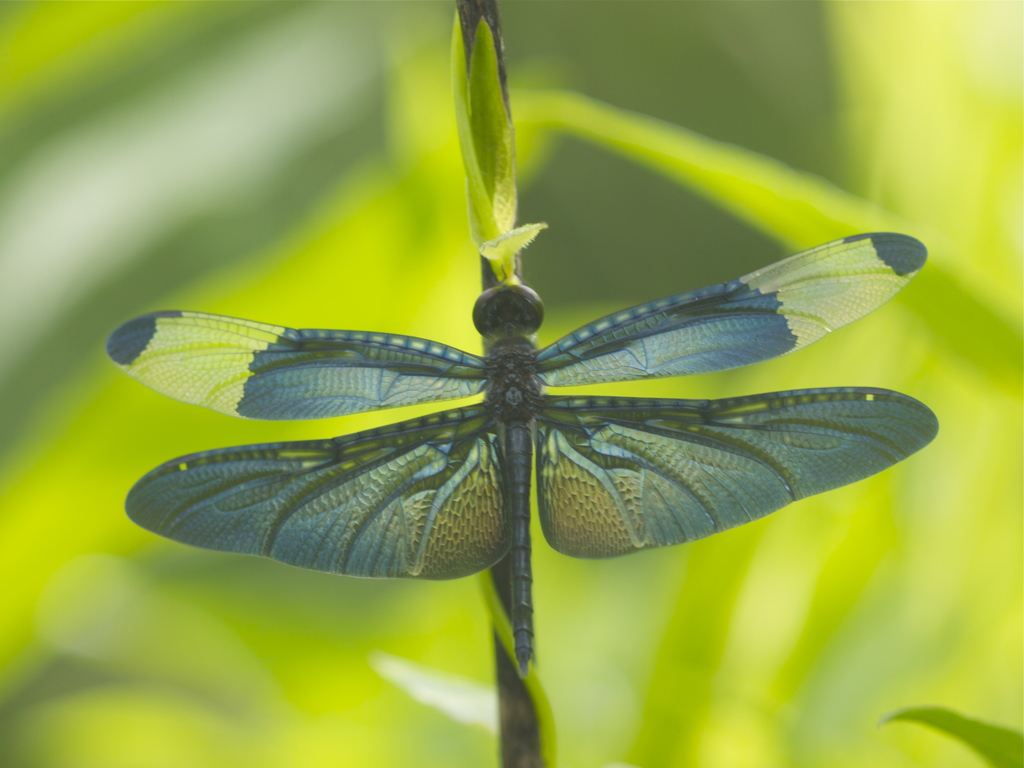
[881, 706, 1023, 768]
[480, 222, 547, 282]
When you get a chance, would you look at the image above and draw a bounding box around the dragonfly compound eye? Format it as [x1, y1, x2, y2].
[473, 284, 544, 338]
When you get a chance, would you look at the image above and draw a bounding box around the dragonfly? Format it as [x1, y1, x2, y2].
[107, 232, 938, 676]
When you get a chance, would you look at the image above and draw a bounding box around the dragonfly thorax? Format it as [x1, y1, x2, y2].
[483, 338, 544, 422]
[476, 284, 545, 421]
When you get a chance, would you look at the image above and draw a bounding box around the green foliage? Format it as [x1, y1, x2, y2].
[881, 707, 1024, 768]
[451, 16, 516, 247]
[515, 89, 888, 249]
[0, 4, 1018, 768]
[514, 89, 1022, 391]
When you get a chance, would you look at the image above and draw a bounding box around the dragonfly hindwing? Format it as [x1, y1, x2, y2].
[535, 389, 937, 558]
[127, 406, 509, 579]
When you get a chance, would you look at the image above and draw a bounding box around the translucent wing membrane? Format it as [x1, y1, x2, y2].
[537, 233, 926, 387]
[107, 311, 486, 420]
[536, 389, 937, 558]
[127, 406, 508, 579]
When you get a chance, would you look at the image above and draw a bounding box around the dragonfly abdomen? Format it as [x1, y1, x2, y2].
[505, 419, 534, 677]
[481, 337, 542, 678]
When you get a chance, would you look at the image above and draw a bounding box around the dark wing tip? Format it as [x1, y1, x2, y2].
[842, 232, 928, 277]
[107, 311, 184, 366]
[904, 394, 940, 449]
[862, 387, 940, 452]
[124, 461, 169, 534]
[107, 313, 166, 365]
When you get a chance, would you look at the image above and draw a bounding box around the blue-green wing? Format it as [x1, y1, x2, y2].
[126, 406, 508, 579]
[536, 389, 937, 558]
[537, 233, 925, 387]
[107, 311, 486, 420]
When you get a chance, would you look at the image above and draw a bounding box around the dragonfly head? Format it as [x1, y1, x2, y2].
[473, 284, 544, 339]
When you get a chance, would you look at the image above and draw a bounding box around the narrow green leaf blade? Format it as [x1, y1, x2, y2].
[514, 89, 887, 249]
[881, 706, 1024, 768]
[451, 15, 516, 246]
[468, 21, 516, 234]
[514, 89, 1022, 390]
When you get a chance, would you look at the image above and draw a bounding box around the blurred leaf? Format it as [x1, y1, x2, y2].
[0, 3, 385, 461]
[629, 527, 763, 768]
[370, 651, 496, 733]
[513, 89, 892, 249]
[880, 706, 1024, 768]
[452, 16, 516, 247]
[899, 267, 1023, 392]
[0, 3, 208, 118]
[514, 89, 1023, 390]
[769, 494, 897, 704]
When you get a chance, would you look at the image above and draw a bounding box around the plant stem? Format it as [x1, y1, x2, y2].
[455, 1, 545, 765]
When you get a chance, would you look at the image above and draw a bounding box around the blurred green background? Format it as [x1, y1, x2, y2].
[0, 3, 1019, 767]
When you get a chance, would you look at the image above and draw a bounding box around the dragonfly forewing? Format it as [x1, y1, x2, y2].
[536, 233, 926, 387]
[108, 311, 486, 420]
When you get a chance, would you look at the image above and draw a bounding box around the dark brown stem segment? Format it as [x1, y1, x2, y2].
[456, 1, 544, 766]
